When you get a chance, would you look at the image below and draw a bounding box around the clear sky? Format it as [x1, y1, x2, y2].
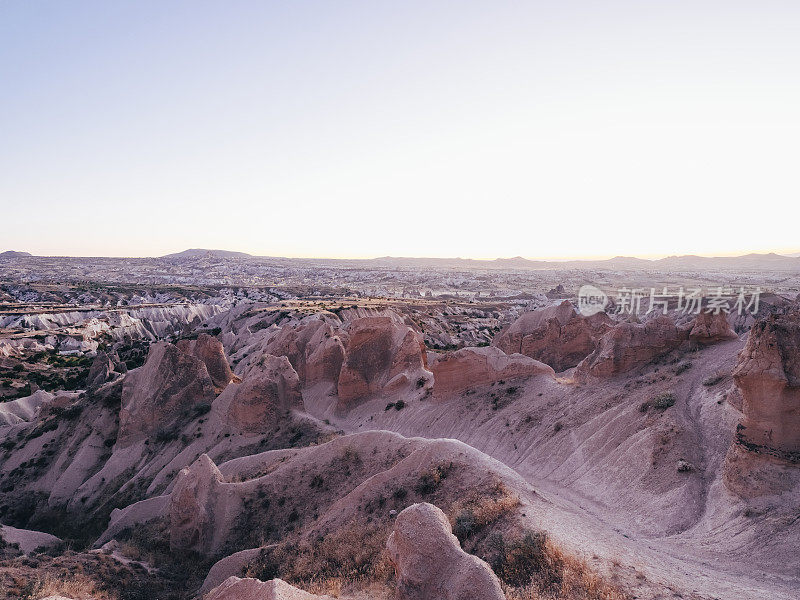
[1, 1, 799, 258]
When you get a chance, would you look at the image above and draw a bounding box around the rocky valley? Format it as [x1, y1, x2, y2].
[0, 253, 798, 600]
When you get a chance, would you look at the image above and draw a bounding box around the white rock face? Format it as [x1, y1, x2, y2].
[0, 523, 62, 554]
[0, 390, 54, 427]
[205, 576, 332, 600]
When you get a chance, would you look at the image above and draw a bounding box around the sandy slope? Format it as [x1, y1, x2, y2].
[303, 338, 800, 600]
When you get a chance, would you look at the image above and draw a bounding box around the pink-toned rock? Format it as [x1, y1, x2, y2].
[205, 576, 331, 600]
[689, 311, 738, 345]
[263, 317, 346, 387]
[86, 350, 115, 390]
[169, 454, 225, 554]
[432, 346, 554, 397]
[387, 503, 505, 600]
[177, 333, 236, 392]
[732, 311, 800, 457]
[493, 301, 611, 372]
[213, 354, 303, 435]
[336, 316, 432, 411]
[118, 342, 216, 446]
[576, 315, 688, 378]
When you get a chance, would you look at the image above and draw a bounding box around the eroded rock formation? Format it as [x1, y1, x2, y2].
[262, 317, 346, 387]
[576, 315, 687, 378]
[86, 349, 126, 390]
[169, 454, 226, 554]
[431, 346, 554, 397]
[689, 310, 738, 345]
[732, 311, 800, 457]
[177, 333, 236, 392]
[213, 354, 303, 435]
[336, 316, 432, 411]
[387, 502, 505, 600]
[205, 576, 331, 600]
[493, 300, 611, 372]
[118, 342, 216, 446]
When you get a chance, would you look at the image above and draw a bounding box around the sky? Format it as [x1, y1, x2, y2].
[1, 1, 799, 259]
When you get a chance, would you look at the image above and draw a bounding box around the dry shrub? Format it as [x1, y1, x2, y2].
[497, 534, 629, 600]
[244, 520, 395, 593]
[450, 481, 520, 543]
[414, 461, 454, 495]
[22, 572, 110, 600]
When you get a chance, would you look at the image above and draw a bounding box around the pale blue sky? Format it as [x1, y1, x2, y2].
[1, 1, 799, 258]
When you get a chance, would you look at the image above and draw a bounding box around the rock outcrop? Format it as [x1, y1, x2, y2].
[431, 346, 554, 397]
[0, 390, 54, 427]
[263, 317, 346, 387]
[336, 316, 432, 411]
[213, 354, 303, 435]
[387, 502, 505, 600]
[732, 311, 800, 457]
[86, 350, 116, 390]
[118, 342, 216, 446]
[177, 333, 236, 392]
[493, 301, 611, 372]
[169, 454, 226, 554]
[0, 523, 62, 554]
[205, 576, 331, 600]
[576, 315, 688, 378]
[689, 311, 738, 345]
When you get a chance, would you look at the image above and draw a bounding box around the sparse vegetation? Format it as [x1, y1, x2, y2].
[414, 462, 453, 495]
[674, 362, 692, 375]
[641, 391, 676, 412]
[703, 372, 726, 386]
[652, 391, 677, 409]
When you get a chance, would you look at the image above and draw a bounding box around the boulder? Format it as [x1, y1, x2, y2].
[336, 316, 432, 411]
[177, 333, 236, 392]
[431, 346, 554, 397]
[732, 311, 800, 457]
[169, 454, 225, 554]
[576, 315, 688, 378]
[205, 576, 331, 600]
[493, 301, 611, 372]
[213, 354, 303, 435]
[118, 342, 216, 446]
[387, 503, 505, 600]
[689, 311, 738, 345]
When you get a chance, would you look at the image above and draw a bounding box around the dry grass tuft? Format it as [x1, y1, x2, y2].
[244, 520, 395, 594]
[498, 535, 630, 600]
[27, 572, 110, 600]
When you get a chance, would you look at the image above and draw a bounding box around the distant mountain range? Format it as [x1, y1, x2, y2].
[367, 252, 800, 271]
[4, 249, 800, 271]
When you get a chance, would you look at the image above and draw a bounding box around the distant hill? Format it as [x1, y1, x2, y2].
[367, 252, 800, 271]
[0, 250, 32, 258]
[161, 249, 252, 259]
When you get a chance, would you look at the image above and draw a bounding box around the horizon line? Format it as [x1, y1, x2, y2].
[4, 248, 800, 262]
